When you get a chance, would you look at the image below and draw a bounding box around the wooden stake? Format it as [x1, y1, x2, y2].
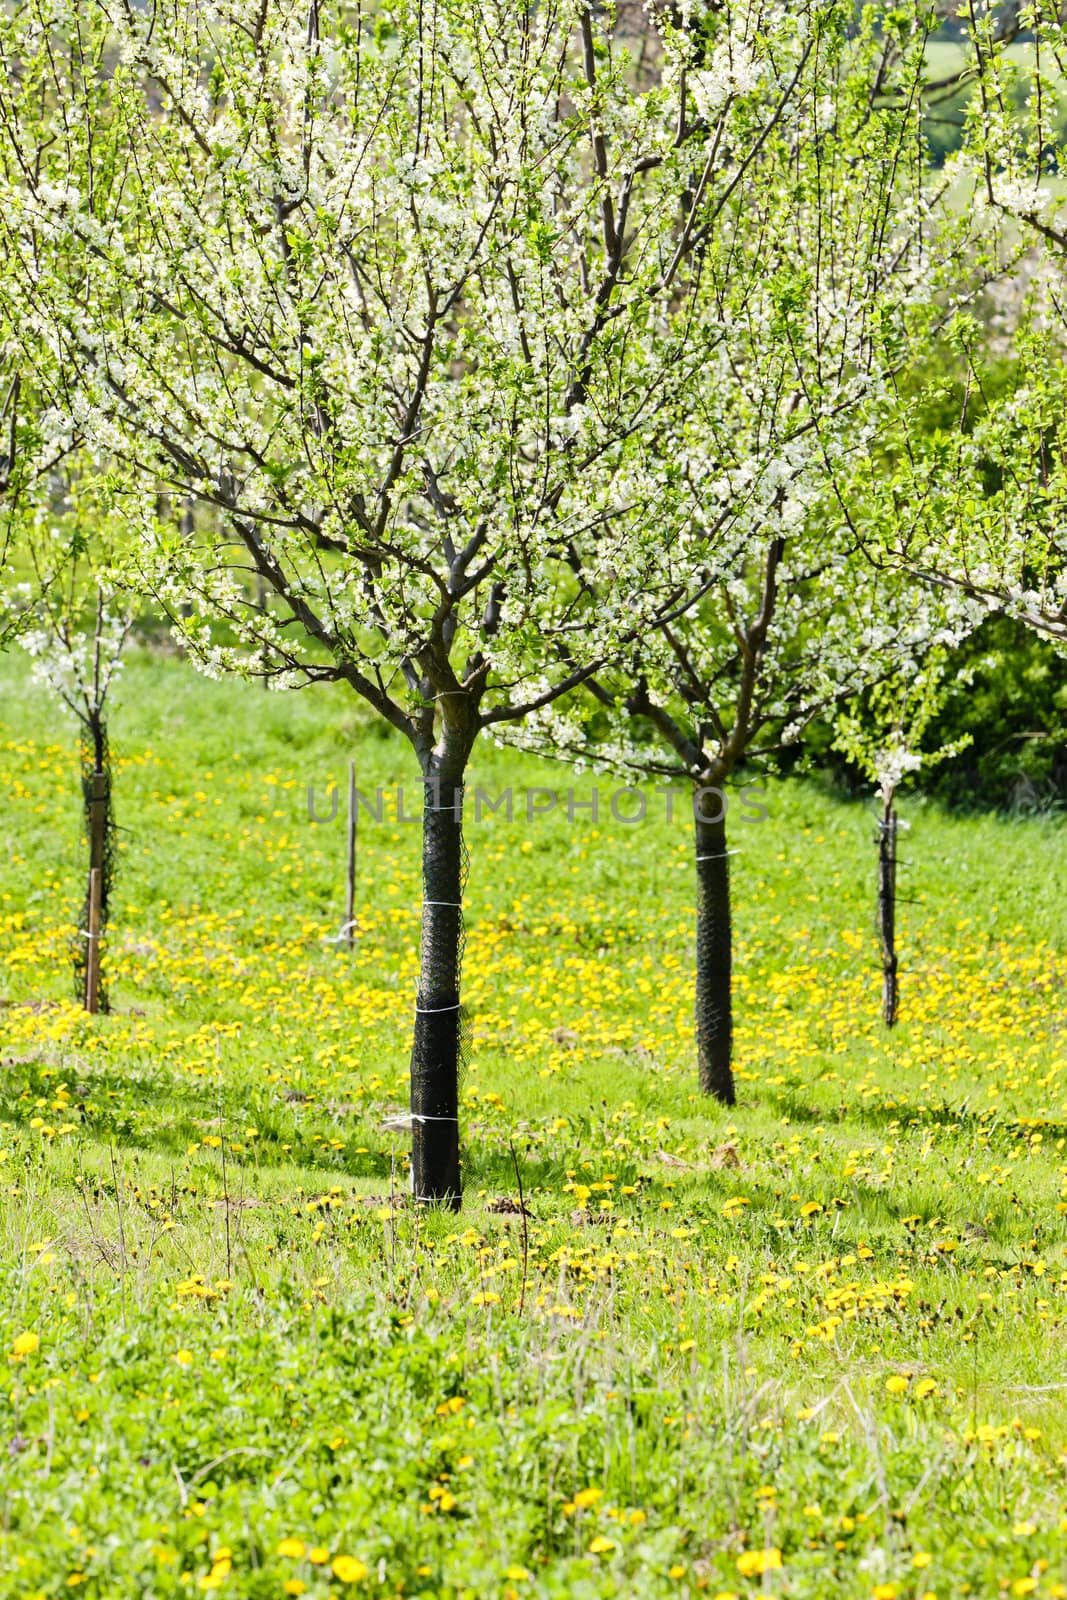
[89, 771, 108, 877]
[345, 760, 356, 948]
[85, 867, 102, 1014]
[878, 802, 899, 1028]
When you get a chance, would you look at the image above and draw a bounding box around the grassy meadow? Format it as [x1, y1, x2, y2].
[1, 649, 1066, 1599]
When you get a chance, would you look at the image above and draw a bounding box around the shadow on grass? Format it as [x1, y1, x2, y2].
[756, 1084, 1065, 1144]
[0, 1057, 392, 1180]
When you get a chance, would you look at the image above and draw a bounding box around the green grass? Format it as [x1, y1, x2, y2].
[925, 40, 969, 82]
[924, 39, 1064, 82]
[1, 648, 1066, 1600]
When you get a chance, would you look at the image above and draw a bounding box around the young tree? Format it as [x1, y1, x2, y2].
[522, 537, 978, 1096]
[833, 650, 972, 1026]
[0, 0, 817, 1203]
[19, 522, 132, 1013]
[0, 403, 130, 1008]
[506, 6, 992, 1101]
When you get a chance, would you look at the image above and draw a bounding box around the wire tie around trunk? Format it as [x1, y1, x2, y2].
[384, 1113, 459, 1125]
[423, 900, 462, 907]
[695, 849, 741, 861]
[415, 1002, 462, 1014]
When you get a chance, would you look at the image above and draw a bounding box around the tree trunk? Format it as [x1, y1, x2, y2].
[84, 778, 107, 1011]
[878, 793, 899, 1028]
[409, 769, 465, 1208]
[79, 713, 112, 1013]
[694, 794, 735, 1103]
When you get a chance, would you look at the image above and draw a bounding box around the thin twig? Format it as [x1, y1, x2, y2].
[509, 1137, 529, 1316]
[108, 1141, 128, 1328]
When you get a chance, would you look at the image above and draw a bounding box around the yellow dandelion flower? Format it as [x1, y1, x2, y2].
[736, 1548, 782, 1577]
[331, 1556, 369, 1584]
